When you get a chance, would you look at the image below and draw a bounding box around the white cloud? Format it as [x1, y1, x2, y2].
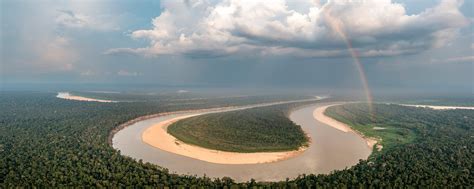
[56, 10, 87, 28]
[56, 9, 119, 31]
[117, 70, 142, 76]
[440, 56, 474, 63]
[430, 55, 474, 64]
[108, 0, 469, 58]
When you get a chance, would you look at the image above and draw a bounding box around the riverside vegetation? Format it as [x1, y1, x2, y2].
[1, 92, 472, 187]
[168, 104, 309, 153]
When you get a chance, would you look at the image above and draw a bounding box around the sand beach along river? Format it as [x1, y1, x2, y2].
[112, 102, 372, 182]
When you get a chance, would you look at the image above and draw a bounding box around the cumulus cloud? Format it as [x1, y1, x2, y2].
[107, 0, 468, 58]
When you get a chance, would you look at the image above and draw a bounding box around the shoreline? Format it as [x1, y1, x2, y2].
[313, 104, 380, 151]
[109, 98, 322, 155]
[112, 102, 374, 181]
[116, 100, 381, 165]
[142, 113, 308, 164]
[108, 106, 248, 147]
[56, 92, 117, 103]
[396, 104, 474, 110]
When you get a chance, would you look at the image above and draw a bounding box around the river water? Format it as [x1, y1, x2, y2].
[112, 103, 371, 182]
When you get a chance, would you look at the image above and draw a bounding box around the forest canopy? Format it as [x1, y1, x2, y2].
[1, 92, 473, 187]
[168, 103, 310, 153]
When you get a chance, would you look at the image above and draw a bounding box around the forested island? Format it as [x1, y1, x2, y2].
[168, 104, 310, 152]
[1, 92, 473, 187]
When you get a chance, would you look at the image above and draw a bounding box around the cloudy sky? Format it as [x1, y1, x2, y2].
[1, 0, 473, 93]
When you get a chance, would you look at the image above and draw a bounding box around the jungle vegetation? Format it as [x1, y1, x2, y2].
[373, 95, 474, 107]
[168, 103, 310, 152]
[325, 103, 417, 152]
[1, 92, 472, 187]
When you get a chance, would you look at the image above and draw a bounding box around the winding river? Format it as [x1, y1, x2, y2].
[112, 102, 371, 182]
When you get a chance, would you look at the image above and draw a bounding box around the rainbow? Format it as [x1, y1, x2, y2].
[322, 5, 375, 118]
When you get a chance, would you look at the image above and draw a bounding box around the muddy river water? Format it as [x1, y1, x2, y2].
[112, 103, 371, 182]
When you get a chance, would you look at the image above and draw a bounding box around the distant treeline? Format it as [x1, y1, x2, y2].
[72, 91, 312, 103]
[373, 95, 474, 107]
[0, 92, 472, 187]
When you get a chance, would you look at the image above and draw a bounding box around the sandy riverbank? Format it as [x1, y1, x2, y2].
[142, 114, 307, 165]
[397, 104, 474, 110]
[141, 101, 381, 165]
[56, 92, 117, 103]
[114, 103, 373, 181]
[313, 104, 379, 150]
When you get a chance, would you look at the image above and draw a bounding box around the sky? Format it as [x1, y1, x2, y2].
[1, 0, 473, 93]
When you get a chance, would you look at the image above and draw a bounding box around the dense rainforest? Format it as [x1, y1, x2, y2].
[168, 103, 310, 152]
[322, 103, 473, 187]
[373, 95, 474, 107]
[1, 92, 473, 187]
[325, 103, 417, 152]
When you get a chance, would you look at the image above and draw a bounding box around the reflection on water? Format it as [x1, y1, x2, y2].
[113, 103, 371, 182]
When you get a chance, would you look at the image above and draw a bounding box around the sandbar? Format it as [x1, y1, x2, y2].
[397, 104, 474, 110]
[57, 92, 117, 103]
[313, 104, 380, 150]
[139, 98, 327, 165]
[142, 114, 307, 164]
